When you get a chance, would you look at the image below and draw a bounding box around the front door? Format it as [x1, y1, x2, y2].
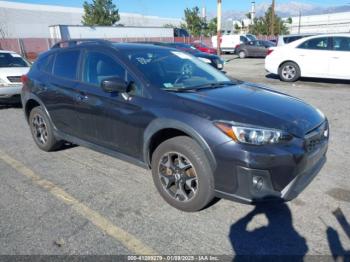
[75, 49, 149, 159]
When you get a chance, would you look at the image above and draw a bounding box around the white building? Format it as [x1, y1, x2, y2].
[0, 1, 182, 38]
[287, 11, 350, 34]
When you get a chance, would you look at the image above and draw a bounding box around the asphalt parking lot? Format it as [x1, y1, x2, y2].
[0, 56, 350, 258]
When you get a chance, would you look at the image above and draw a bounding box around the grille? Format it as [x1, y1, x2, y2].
[7, 76, 21, 83]
[305, 122, 328, 152]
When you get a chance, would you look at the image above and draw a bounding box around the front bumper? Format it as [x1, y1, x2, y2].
[213, 134, 328, 204]
[0, 85, 23, 98]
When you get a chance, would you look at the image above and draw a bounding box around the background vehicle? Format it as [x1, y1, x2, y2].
[0, 50, 30, 100]
[211, 34, 256, 53]
[22, 39, 328, 212]
[143, 42, 224, 70]
[49, 25, 190, 40]
[236, 40, 275, 58]
[191, 41, 217, 54]
[276, 34, 314, 46]
[265, 34, 350, 82]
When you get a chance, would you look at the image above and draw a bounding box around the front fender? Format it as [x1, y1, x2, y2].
[143, 118, 217, 170]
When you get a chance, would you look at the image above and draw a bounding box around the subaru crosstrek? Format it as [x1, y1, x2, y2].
[21, 39, 329, 212]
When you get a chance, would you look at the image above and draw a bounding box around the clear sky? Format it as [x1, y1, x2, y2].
[3, 0, 350, 18]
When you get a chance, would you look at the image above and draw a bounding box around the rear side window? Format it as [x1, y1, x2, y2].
[298, 37, 329, 50]
[332, 37, 350, 51]
[82, 51, 125, 86]
[36, 54, 54, 73]
[53, 50, 80, 80]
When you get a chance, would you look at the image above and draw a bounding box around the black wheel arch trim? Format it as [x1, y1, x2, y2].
[23, 94, 57, 131]
[143, 118, 217, 170]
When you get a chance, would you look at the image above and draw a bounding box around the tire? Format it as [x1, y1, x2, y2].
[151, 136, 215, 212]
[29, 106, 62, 152]
[279, 62, 300, 82]
[239, 51, 247, 59]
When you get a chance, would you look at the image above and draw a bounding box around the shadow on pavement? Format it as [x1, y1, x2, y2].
[326, 208, 350, 261]
[265, 73, 350, 85]
[229, 202, 308, 260]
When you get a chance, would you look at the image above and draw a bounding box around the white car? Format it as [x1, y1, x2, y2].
[212, 34, 256, 53]
[0, 50, 30, 99]
[265, 34, 350, 82]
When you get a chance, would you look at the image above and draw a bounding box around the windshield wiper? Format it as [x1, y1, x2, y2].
[163, 81, 235, 93]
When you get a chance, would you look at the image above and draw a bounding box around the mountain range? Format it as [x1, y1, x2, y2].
[209, 1, 350, 21]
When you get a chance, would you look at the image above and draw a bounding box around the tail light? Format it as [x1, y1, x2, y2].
[235, 44, 240, 49]
[21, 74, 28, 84]
[266, 49, 274, 56]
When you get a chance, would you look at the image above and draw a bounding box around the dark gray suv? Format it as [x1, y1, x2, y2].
[21, 40, 329, 212]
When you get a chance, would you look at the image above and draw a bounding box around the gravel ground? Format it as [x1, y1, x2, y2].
[0, 57, 349, 258]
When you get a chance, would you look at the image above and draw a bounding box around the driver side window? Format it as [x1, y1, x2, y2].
[82, 51, 126, 86]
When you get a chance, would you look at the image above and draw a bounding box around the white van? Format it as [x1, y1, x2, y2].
[212, 34, 256, 53]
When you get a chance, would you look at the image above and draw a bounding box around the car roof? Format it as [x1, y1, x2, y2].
[287, 33, 350, 47]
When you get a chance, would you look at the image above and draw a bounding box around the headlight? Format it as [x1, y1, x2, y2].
[215, 122, 292, 145]
[198, 57, 212, 64]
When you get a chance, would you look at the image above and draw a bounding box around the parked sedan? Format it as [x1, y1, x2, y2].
[236, 40, 275, 59]
[0, 50, 30, 100]
[191, 41, 217, 54]
[265, 34, 350, 82]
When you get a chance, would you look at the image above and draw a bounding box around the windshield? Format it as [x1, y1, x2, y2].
[122, 48, 231, 91]
[0, 53, 30, 68]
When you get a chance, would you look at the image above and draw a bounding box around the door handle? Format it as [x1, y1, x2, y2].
[332, 57, 340, 59]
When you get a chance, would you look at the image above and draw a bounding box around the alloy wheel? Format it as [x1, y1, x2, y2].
[31, 113, 48, 145]
[158, 152, 198, 202]
[282, 65, 297, 80]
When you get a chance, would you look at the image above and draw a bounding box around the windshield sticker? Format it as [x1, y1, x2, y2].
[163, 83, 173, 88]
[171, 51, 192, 60]
[136, 57, 152, 65]
[10, 53, 21, 58]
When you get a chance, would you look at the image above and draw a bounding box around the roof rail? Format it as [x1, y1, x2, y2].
[51, 39, 111, 49]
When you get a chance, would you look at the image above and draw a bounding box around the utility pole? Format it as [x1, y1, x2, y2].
[217, 0, 222, 56]
[271, 0, 275, 36]
[298, 10, 302, 34]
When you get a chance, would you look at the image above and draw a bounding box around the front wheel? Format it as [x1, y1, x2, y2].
[151, 136, 215, 212]
[279, 62, 300, 82]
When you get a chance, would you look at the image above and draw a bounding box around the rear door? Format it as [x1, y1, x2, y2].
[295, 37, 331, 77]
[328, 37, 350, 79]
[43, 49, 82, 137]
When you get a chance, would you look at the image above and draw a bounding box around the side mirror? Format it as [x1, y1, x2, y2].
[101, 77, 127, 93]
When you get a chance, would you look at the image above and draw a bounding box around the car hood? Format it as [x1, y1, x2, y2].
[175, 83, 325, 137]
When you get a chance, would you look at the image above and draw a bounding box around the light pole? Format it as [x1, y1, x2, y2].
[271, 0, 275, 36]
[217, 0, 222, 56]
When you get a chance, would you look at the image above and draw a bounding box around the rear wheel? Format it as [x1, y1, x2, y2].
[29, 106, 62, 152]
[151, 136, 215, 212]
[239, 51, 247, 59]
[279, 62, 300, 82]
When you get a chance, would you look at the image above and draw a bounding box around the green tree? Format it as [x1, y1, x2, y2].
[82, 0, 120, 26]
[203, 17, 217, 37]
[183, 6, 204, 37]
[249, 6, 289, 36]
[163, 24, 176, 28]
